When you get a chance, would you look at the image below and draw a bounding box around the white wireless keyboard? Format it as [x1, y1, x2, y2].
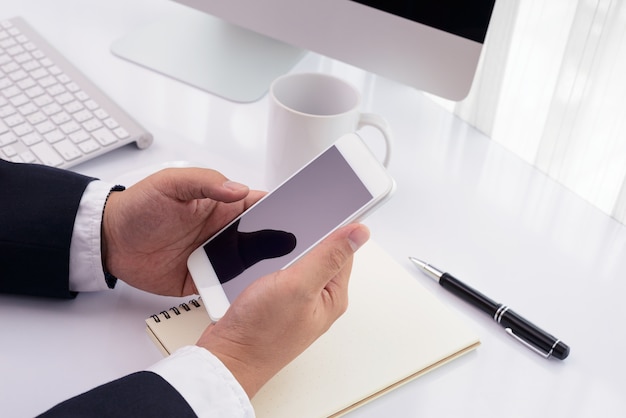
[0, 17, 152, 168]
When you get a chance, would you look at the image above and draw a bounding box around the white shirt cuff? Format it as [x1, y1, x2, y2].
[69, 180, 114, 292]
[148, 345, 255, 418]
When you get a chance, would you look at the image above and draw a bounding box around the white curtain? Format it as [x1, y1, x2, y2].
[437, 0, 626, 224]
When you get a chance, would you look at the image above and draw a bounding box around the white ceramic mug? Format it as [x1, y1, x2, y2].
[265, 72, 392, 187]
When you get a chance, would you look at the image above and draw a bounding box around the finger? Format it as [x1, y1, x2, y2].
[288, 223, 370, 292]
[152, 168, 251, 203]
[242, 190, 266, 209]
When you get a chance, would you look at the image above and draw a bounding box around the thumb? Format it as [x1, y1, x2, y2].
[150, 168, 250, 203]
[288, 223, 370, 292]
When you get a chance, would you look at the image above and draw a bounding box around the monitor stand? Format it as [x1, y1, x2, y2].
[111, 7, 306, 103]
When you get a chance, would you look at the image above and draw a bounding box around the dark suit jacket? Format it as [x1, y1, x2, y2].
[0, 160, 196, 417]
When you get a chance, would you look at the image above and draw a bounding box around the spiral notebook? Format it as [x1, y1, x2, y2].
[145, 240, 480, 417]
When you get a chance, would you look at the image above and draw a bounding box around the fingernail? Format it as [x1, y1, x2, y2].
[223, 180, 248, 192]
[348, 225, 370, 252]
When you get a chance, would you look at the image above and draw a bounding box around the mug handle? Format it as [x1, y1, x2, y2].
[357, 113, 393, 167]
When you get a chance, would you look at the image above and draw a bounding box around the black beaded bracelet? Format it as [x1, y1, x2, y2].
[102, 185, 125, 289]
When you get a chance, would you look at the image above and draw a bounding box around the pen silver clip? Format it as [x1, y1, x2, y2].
[504, 328, 553, 359]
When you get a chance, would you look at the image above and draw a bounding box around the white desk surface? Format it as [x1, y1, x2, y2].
[2, 1, 626, 417]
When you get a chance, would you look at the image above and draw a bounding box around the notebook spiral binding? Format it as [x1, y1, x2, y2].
[150, 298, 202, 323]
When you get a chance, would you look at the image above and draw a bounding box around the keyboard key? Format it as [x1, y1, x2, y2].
[14, 52, 32, 64]
[44, 129, 65, 143]
[77, 138, 100, 154]
[13, 123, 33, 136]
[39, 57, 53, 67]
[0, 104, 16, 118]
[1, 61, 19, 73]
[69, 129, 90, 143]
[94, 108, 108, 119]
[22, 59, 40, 71]
[26, 111, 46, 125]
[92, 127, 117, 146]
[73, 109, 93, 123]
[21, 132, 42, 146]
[17, 102, 38, 116]
[10, 94, 29, 107]
[0, 77, 11, 89]
[0, 131, 17, 146]
[4, 113, 24, 127]
[30, 67, 48, 79]
[25, 85, 45, 98]
[57, 74, 71, 84]
[51, 111, 71, 124]
[35, 120, 55, 134]
[42, 102, 62, 115]
[74, 91, 88, 101]
[55, 92, 73, 105]
[19, 150, 37, 163]
[38, 75, 56, 87]
[83, 118, 102, 132]
[113, 127, 129, 139]
[64, 100, 83, 114]
[7, 45, 25, 57]
[17, 77, 36, 90]
[31, 141, 63, 166]
[60, 120, 80, 134]
[66, 82, 80, 93]
[2, 85, 20, 97]
[2, 144, 17, 156]
[53, 139, 82, 161]
[9, 69, 28, 82]
[104, 118, 118, 129]
[84, 100, 98, 110]
[31, 49, 45, 60]
[34, 94, 53, 107]
[46, 83, 65, 96]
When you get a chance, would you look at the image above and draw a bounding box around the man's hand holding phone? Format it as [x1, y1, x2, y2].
[196, 223, 370, 399]
[101, 167, 263, 297]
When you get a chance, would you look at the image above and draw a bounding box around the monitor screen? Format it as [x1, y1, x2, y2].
[349, 1, 494, 43]
[112, 0, 496, 102]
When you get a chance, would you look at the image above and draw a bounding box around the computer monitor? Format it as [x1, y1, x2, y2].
[112, 1, 495, 102]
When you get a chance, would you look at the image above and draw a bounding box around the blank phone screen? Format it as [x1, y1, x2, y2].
[203, 145, 373, 300]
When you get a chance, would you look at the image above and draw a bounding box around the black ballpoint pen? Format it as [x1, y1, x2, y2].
[409, 257, 570, 360]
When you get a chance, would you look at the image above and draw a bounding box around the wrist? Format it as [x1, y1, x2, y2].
[203, 348, 267, 399]
[196, 331, 263, 398]
[196, 323, 280, 399]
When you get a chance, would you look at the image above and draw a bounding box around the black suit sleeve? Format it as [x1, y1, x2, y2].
[38, 371, 197, 418]
[0, 160, 95, 298]
[1, 161, 201, 416]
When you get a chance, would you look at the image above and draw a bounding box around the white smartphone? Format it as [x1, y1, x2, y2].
[187, 133, 396, 321]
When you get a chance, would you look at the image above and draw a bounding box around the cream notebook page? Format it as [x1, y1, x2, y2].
[146, 240, 480, 417]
